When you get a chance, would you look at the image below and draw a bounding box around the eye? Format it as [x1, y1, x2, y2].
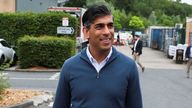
[95, 24, 104, 30]
[107, 23, 114, 29]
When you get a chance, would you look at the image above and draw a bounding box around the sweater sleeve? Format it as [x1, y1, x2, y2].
[126, 63, 143, 108]
[53, 62, 71, 108]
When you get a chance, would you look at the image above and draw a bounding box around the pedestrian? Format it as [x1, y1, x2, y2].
[185, 45, 192, 78]
[132, 34, 145, 72]
[116, 32, 120, 46]
[53, 5, 143, 108]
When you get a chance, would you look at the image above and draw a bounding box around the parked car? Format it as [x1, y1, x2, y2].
[0, 39, 17, 66]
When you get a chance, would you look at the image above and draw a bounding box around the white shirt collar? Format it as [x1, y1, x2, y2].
[86, 47, 113, 63]
[86, 47, 113, 72]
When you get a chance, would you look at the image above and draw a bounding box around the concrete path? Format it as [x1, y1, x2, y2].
[115, 46, 186, 70]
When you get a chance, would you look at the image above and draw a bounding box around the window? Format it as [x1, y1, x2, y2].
[0, 40, 11, 48]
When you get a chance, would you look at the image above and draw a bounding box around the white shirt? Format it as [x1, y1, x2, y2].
[134, 39, 139, 51]
[86, 47, 112, 73]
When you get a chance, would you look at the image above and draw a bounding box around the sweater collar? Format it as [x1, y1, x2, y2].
[80, 46, 119, 64]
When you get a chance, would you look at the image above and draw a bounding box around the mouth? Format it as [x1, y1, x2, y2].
[100, 38, 112, 44]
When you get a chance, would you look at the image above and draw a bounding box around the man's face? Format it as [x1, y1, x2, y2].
[83, 15, 114, 52]
[134, 36, 139, 40]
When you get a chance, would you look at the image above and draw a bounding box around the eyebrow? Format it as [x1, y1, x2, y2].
[94, 22, 113, 26]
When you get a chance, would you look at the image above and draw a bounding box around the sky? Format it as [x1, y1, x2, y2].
[181, 0, 192, 5]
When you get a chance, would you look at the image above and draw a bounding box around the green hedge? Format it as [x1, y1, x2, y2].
[0, 12, 78, 46]
[18, 36, 75, 69]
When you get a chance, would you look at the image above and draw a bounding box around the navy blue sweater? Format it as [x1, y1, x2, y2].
[53, 47, 143, 108]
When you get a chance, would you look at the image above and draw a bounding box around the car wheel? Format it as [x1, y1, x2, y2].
[10, 54, 18, 66]
[0, 55, 5, 65]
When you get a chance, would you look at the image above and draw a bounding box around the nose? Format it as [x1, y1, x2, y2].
[103, 25, 111, 35]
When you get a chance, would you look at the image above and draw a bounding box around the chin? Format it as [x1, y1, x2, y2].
[101, 45, 112, 51]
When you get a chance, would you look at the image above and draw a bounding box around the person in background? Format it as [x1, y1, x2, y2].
[116, 32, 120, 46]
[132, 34, 145, 72]
[185, 45, 192, 78]
[53, 5, 143, 108]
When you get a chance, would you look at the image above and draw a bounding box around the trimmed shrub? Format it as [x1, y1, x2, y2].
[0, 12, 78, 46]
[18, 36, 75, 69]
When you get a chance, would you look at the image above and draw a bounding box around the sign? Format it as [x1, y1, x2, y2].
[186, 17, 192, 22]
[62, 17, 69, 26]
[57, 27, 74, 34]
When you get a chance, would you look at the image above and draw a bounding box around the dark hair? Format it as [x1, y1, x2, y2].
[82, 5, 112, 27]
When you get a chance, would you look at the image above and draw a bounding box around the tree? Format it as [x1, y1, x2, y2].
[86, 0, 107, 7]
[173, 15, 181, 24]
[129, 16, 144, 30]
[149, 11, 157, 25]
[176, 0, 181, 3]
[112, 9, 122, 30]
[159, 14, 174, 26]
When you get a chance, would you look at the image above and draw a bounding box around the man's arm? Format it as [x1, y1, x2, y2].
[53, 64, 71, 108]
[126, 63, 143, 108]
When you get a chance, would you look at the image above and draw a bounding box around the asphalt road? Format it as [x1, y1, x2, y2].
[118, 46, 192, 108]
[6, 71, 58, 92]
[140, 68, 192, 108]
[5, 46, 192, 108]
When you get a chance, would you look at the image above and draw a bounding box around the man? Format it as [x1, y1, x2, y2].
[53, 5, 143, 108]
[116, 32, 120, 46]
[185, 45, 192, 78]
[132, 34, 145, 72]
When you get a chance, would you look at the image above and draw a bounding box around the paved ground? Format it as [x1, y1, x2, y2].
[8, 46, 192, 108]
[116, 46, 186, 70]
[39, 46, 192, 108]
[116, 46, 192, 108]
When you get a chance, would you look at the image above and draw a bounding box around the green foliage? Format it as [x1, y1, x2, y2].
[86, 0, 107, 7]
[112, 10, 122, 30]
[0, 12, 78, 46]
[18, 36, 75, 69]
[141, 17, 151, 28]
[129, 16, 145, 30]
[106, 0, 192, 27]
[0, 63, 10, 100]
[63, 0, 192, 28]
[159, 14, 174, 26]
[149, 11, 157, 25]
[112, 9, 130, 30]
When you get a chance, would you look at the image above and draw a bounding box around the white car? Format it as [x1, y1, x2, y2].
[0, 39, 17, 66]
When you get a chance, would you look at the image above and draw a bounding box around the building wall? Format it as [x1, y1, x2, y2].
[0, 0, 16, 13]
[186, 17, 192, 45]
[16, 0, 58, 13]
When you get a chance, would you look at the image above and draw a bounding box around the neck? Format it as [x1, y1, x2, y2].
[89, 47, 110, 63]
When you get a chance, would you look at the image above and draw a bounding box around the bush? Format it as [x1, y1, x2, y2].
[18, 36, 75, 69]
[0, 12, 78, 46]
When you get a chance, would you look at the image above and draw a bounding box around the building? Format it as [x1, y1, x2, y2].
[0, 0, 58, 13]
[186, 17, 192, 45]
[0, 0, 15, 13]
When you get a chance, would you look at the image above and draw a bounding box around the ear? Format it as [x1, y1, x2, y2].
[83, 27, 90, 39]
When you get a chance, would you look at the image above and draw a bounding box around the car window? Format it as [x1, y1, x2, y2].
[0, 40, 11, 48]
